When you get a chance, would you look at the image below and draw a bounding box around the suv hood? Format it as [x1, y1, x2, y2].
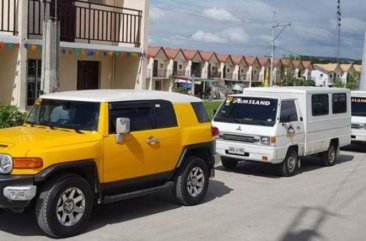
[0, 126, 102, 155]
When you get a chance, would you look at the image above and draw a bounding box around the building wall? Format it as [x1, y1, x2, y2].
[311, 70, 329, 87]
[114, 57, 141, 89]
[0, 48, 18, 104]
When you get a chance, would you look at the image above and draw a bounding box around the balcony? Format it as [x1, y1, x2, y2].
[173, 69, 187, 76]
[153, 69, 169, 78]
[28, 0, 142, 46]
[0, 0, 18, 35]
[208, 71, 221, 79]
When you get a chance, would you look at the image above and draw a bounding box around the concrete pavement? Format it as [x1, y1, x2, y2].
[1, 144, 366, 241]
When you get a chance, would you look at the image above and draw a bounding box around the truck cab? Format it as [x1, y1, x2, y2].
[351, 91, 366, 142]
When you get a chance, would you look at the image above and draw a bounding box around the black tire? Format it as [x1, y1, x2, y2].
[174, 156, 209, 206]
[320, 142, 338, 166]
[280, 149, 299, 177]
[36, 174, 93, 238]
[221, 157, 238, 170]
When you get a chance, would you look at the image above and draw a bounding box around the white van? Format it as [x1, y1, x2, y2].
[351, 91, 366, 142]
[212, 87, 351, 176]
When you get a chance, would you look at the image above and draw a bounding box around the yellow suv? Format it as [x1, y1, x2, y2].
[0, 90, 215, 238]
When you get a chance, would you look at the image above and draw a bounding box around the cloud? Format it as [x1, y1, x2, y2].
[203, 7, 239, 22]
[150, 7, 165, 20]
[192, 31, 227, 43]
[191, 28, 249, 44]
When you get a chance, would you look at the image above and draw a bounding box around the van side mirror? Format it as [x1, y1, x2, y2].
[115, 118, 130, 143]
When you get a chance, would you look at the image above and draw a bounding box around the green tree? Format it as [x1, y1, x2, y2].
[346, 72, 360, 90]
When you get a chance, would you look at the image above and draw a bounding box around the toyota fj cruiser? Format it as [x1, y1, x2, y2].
[0, 90, 215, 237]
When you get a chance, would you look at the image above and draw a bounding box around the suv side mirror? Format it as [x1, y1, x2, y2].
[115, 118, 130, 143]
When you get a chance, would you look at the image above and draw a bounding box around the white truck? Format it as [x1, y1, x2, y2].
[351, 91, 366, 142]
[212, 87, 351, 176]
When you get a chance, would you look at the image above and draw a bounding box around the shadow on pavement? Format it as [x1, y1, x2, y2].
[216, 153, 354, 178]
[341, 143, 366, 153]
[0, 180, 232, 237]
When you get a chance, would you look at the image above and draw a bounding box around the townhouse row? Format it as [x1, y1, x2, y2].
[146, 46, 362, 92]
[0, 0, 149, 110]
[146, 46, 314, 91]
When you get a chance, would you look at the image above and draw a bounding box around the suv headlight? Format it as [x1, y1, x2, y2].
[0, 154, 13, 174]
[260, 136, 271, 145]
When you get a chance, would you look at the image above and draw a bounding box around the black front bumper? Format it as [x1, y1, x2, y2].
[0, 175, 34, 209]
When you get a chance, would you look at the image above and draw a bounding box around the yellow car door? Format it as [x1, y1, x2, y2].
[103, 101, 181, 183]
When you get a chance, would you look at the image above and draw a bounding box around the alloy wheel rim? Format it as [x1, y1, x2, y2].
[56, 187, 86, 227]
[187, 167, 205, 197]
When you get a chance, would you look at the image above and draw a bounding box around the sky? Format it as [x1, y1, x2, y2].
[148, 0, 366, 60]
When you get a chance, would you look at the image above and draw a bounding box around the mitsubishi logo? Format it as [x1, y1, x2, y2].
[236, 126, 242, 131]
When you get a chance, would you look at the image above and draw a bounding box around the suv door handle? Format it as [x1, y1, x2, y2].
[146, 137, 160, 145]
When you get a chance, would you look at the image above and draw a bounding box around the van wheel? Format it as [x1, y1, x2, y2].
[280, 149, 298, 177]
[320, 142, 338, 166]
[36, 175, 93, 238]
[174, 156, 209, 206]
[221, 157, 238, 170]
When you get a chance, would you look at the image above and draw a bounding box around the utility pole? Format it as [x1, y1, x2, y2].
[336, 0, 342, 63]
[359, 31, 366, 90]
[269, 12, 291, 87]
[41, 0, 60, 94]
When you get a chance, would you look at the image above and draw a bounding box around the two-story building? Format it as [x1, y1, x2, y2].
[312, 63, 343, 87]
[0, 0, 149, 110]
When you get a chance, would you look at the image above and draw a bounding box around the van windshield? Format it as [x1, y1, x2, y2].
[25, 99, 100, 131]
[352, 97, 366, 117]
[214, 97, 278, 126]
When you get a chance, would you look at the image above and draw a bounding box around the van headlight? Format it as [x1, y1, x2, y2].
[260, 136, 271, 145]
[0, 154, 13, 174]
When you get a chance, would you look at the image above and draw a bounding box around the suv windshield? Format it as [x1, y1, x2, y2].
[214, 96, 278, 126]
[26, 99, 100, 131]
[352, 97, 366, 117]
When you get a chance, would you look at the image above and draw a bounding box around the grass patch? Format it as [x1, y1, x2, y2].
[204, 101, 222, 119]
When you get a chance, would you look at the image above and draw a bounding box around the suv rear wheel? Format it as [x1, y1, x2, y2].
[221, 157, 238, 170]
[174, 156, 209, 206]
[36, 174, 93, 238]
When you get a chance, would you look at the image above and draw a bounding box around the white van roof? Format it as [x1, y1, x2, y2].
[351, 91, 366, 97]
[41, 90, 203, 103]
[244, 87, 349, 95]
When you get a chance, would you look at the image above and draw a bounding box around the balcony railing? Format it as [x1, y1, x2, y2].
[28, 0, 142, 46]
[0, 0, 18, 35]
[153, 69, 169, 78]
[173, 69, 187, 76]
[209, 71, 221, 79]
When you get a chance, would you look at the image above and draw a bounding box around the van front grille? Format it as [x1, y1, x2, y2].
[221, 134, 258, 143]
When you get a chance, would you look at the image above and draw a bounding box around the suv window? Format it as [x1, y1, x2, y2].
[154, 101, 178, 128]
[312, 94, 329, 116]
[333, 93, 347, 114]
[109, 102, 155, 133]
[191, 102, 210, 123]
[280, 100, 298, 123]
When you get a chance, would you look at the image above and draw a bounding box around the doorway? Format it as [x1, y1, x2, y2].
[27, 59, 42, 106]
[77, 61, 100, 90]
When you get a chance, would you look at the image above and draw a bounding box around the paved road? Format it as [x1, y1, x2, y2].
[1, 144, 366, 241]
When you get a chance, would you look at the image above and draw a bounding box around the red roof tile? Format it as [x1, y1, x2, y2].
[182, 49, 199, 61]
[147, 46, 163, 58]
[217, 54, 229, 63]
[164, 48, 181, 59]
[198, 51, 215, 62]
[258, 57, 270, 67]
[244, 56, 257, 66]
[231, 55, 246, 65]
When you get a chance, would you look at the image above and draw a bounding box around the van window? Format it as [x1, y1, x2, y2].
[214, 97, 278, 127]
[351, 97, 366, 117]
[191, 102, 210, 123]
[280, 100, 298, 123]
[332, 93, 347, 114]
[154, 101, 178, 128]
[109, 102, 155, 133]
[312, 94, 329, 116]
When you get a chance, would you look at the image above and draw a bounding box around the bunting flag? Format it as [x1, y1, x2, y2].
[18, 42, 145, 58]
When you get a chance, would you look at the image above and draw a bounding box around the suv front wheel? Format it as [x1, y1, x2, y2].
[36, 174, 93, 238]
[174, 156, 209, 206]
